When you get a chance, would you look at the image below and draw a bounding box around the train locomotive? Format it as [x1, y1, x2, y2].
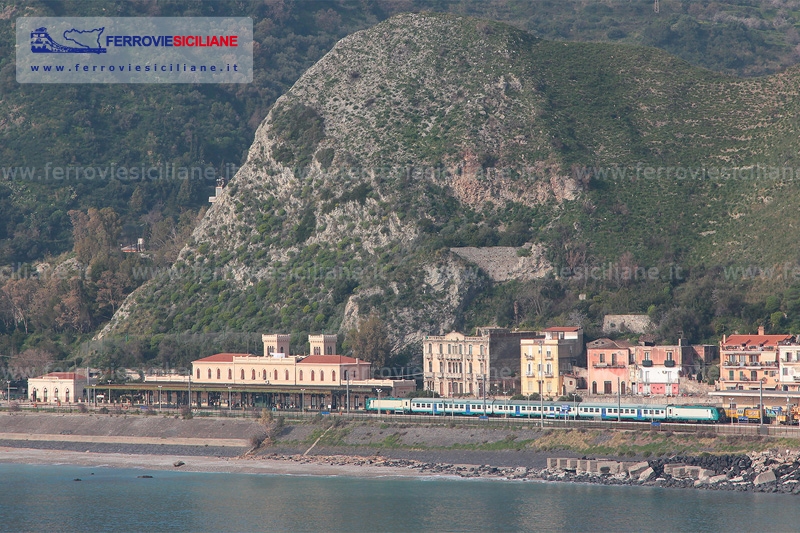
[365, 397, 728, 423]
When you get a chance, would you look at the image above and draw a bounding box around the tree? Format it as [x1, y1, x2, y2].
[9, 348, 54, 380]
[346, 313, 392, 372]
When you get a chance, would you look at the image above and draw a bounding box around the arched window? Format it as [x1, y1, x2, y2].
[320, 370, 324, 381]
[274, 369, 278, 381]
[299, 370, 303, 381]
[65, 388, 70, 402]
[311, 370, 315, 381]
[228, 369, 232, 380]
[332, 371, 336, 382]
[208, 368, 212, 379]
[44, 388, 48, 402]
[591, 381, 597, 395]
[217, 368, 221, 379]
[54, 388, 58, 401]
[264, 370, 268, 381]
[240, 369, 245, 380]
[197, 368, 200, 379]
[285, 370, 289, 381]
[251, 369, 256, 380]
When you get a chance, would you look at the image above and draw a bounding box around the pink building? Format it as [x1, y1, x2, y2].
[587, 338, 634, 395]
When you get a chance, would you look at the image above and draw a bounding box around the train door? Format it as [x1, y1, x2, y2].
[636, 409, 643, 420]
[601, 407, 607, 419]
[465, 403, 471, 415]
[515, 405, 521, 416]
[433, 402, 438, 415]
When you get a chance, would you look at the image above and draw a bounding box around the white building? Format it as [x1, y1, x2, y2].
[28, 372, 87, 404]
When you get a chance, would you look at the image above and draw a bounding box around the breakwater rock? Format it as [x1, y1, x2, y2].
[260, 449, 800, 494]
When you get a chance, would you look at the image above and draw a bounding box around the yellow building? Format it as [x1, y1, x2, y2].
[520, 327, 582, 399]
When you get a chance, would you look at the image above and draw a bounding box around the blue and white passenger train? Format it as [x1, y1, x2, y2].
[365, 397, 727, 423]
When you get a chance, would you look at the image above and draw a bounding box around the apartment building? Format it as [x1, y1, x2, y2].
[718, 327, 792, 391]
[519, 326, 583, 398]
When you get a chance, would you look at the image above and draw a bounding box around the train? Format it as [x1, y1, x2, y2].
[365, 397, 728, 423]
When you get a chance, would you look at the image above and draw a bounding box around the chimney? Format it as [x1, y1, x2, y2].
[758, 326, 765, 336]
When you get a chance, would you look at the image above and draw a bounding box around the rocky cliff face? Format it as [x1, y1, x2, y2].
[100, 13, 575, 347]
[99, 12, 800, 351]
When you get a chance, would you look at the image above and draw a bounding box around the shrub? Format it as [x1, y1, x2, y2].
[249, 430, 268, 449]
[77, 403, 88, 413]
[98, 407, 109, 414]
[180, 406, 193, 419]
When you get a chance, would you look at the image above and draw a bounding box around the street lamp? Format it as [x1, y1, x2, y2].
[158, 385, 162, 412]
[376, 388, 382, 419]
[300, 388, 306, 412]
[228, 386, 232, 411]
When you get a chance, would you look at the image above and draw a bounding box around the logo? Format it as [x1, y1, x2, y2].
[31, 26, 107, 54]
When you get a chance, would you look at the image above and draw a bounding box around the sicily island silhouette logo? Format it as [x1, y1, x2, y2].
[30, 26, 107, 54]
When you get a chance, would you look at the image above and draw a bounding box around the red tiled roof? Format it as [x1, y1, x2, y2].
[723, 334, 792, 348]
[299, 355, 368, 365]
[544, 326, 581, 332]
[38, 372, 85, 380]
[194, 353, 253, 363]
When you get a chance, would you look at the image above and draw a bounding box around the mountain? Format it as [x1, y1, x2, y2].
[93, 11, 800, 357]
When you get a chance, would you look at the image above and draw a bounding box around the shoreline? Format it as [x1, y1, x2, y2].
[1, 444, 799, 496]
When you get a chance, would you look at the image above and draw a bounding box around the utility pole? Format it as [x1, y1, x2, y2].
[346, 371, 350, 414]
[482, 374, 487, 416]
[759, 381, 764, 427]
[617, 376, 621, 422]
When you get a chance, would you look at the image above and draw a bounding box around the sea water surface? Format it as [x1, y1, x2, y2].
[0, 462, 798, 532]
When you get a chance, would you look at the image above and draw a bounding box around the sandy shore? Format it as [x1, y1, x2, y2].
[0, 446, 440, 479]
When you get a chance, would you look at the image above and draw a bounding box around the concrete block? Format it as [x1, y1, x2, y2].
[627, 461, 650, 477]
[597, 461, 621, 474]
[754, 470, 776, 486]
[639, 467, 654, 481]
[699, 469, 715, 481]
[708, 475, 728, 484]
[557, 458, 569, 469]
[566, 459, 578, 469]
[547, 458, 558, 470]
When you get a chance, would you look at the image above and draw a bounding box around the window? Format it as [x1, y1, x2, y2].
[644, 351, 651, 361]
[241, 369, 245, 380]
[599, 353, 605, 363]
[729, 370, 734, 380]
[311, 370, 315, 381]
[439, 362, 443, 373]
[428, 361, 432, 372]
[299, 370, 303, 381]
[320, 370, 325, 381]
[469, 344, 473, 355]
[216, 368, 220, 379]
[666, 351, 673, 361]
[459, 345, 463, 354]
[469, 362, 472, 374]
[197, 369, 200, 379]
[208, 368, 212, 379]
[604, 381, 612, 394]
[285, 370, 289, 380]
[332, 371, 336, 382]
[65, 389, 70, 403]
[480, 346, 484, 356]
[252, 369, 256, 380]
[448, 344, 452, 354]
[751, 370, 758, 381]
[313, 346, 320, 355]
[43, 388, 48, 402]
[274, 369, 278, 380]
[611, 353, 616, 365]
[228, 369, 232, 380]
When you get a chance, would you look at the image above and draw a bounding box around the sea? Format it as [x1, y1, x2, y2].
[0, 463, 798, 532]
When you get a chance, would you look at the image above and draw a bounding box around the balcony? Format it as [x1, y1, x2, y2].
[641, 360, 653, 367]
[664, 360, 675, 368]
